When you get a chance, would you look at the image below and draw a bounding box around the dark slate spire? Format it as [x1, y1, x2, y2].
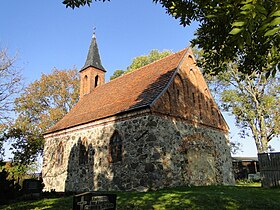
[81, 33, 106, 72]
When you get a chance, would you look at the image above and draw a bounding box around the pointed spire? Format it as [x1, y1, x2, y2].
[81, 32, 106, 72]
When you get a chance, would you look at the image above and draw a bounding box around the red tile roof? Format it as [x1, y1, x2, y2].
[46, 48, 188, 134]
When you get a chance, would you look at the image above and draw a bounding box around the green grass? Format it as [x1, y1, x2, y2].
[235, 181, 262, 187]
[2, 185, 280, 210]
[1, 196, 72, 210]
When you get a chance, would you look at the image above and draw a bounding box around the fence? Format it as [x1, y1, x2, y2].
[258, 152, 280, 188]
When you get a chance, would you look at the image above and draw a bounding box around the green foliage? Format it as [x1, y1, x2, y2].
[63, 0, 107, 9]
[110, 49, 172, 80]
[2, 186, 280, 209]
[63, 0, 91, 8]
[14, 68, 79, 133]
[128, 49, 172, 71]
[109, 69, 125, 80]
[206, 64, 280, 153]
[191, 0, 280, 76]
[235, 179, 262, 188]
[5, 68, 80, 164]
[1, 128, 43, 165]
[1, 196, 73, 210]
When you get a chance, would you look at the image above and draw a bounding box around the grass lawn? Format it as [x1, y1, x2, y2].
[1, 184, 280, 210]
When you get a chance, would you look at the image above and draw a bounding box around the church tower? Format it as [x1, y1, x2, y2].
[80, 33, 106, 98]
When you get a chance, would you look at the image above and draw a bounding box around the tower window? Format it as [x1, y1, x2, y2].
[83, 75, 88, 95]
[109, 131, 123, 163]
[94, 75, 99, 87]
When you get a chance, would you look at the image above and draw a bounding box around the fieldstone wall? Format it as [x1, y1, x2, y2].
[42, 114, 234, 192]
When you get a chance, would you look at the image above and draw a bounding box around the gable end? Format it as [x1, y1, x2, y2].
[151, 49, 229, 132]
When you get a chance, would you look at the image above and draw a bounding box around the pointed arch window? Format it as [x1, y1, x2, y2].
[56, 142, 64, 166]
[188, 55, 195, 66]
[79, 137, 89, 165]
[94, 75, 99, 87]
[83, 75, 88, 95]
[175, 75, 185, 103]
[192, 92, 196, 104]
[109, 131, 123, 163]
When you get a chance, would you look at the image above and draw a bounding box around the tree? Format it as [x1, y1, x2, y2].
[3, 68, 80, 164]
[156, 0, 280, 77]
[110, 70, 125, 81]
[63, 0, 280, 77]
[63, 0, 99, 9]
[1, 128, 44, 165]
[1, 161, 29, 182]
[110, 49, 172, 80]
[0, 49, 22, 125]
[206, 65, 280, 154]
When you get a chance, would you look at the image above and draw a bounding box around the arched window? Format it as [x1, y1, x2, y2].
[189, 69, 197, 88]
[109, 131, 123, 163]
[174, 75, 185, 104]
[192, 92, 196, 104]
[94, 75, 99, 87]
[188, 55, 195, 65]
[198, 93, 203, 119]
[83, 75, 88, 95]
[57, 142, 64, 166]
[79, 137, 88, 165]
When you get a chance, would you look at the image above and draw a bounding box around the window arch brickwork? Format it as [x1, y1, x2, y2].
[109, 131, 123, 163]
[79, 137, 89, 165]
[56, 142, 64, 166]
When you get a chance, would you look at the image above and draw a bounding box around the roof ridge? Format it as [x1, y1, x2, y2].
[109, 48, 188, 83]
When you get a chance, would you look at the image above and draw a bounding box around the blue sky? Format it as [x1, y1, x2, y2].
[1, 0, 197, 82]
[1, 0, 278, 157]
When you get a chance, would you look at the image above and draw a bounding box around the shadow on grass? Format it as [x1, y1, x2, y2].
[1, 196, 73, 210]
[2, 186, 280, 210]
[117, 186, 280, 210]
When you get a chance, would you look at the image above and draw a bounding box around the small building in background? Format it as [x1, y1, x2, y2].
[232, 157, 259, 180]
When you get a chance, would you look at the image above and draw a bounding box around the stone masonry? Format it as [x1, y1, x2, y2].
[43, 113, 234, 192]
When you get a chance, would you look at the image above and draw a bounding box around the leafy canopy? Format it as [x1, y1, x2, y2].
[63, 0, 105, 9]
[155, 0, 280, 76]
[2, 68, 80, 164]
[206, 64, 280, 153]
[110, 49, 172, 80]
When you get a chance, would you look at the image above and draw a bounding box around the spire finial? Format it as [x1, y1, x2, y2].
[92, 27, 96, 38]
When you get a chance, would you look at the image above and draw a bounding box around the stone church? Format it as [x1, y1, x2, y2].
[42, 34, 235, 192]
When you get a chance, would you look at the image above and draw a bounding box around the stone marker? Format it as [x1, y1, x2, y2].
[22, 179, 43, 194]
[73, 192, 116, 210]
